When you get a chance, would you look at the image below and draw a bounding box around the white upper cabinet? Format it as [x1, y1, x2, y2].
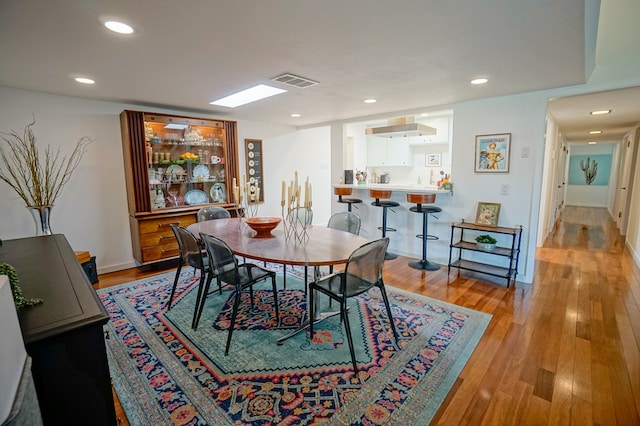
[367, 137, 410, 166]
[409, 116, 450, 145]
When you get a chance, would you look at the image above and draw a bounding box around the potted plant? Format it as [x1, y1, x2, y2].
[475, 234, 497, 252]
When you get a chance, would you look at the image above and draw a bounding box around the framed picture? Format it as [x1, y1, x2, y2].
[475, 202, 501, 227]
[426, 153, 441, 167]
[474, 133, 511, 173]
[244, 139, 264, 203]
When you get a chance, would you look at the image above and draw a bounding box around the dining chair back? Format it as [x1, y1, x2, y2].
[199, 232, 280, 355]
[327, 211, 361, 235]
[168, 225, 212, 329]
[308, 237, 399, 373]
[197, 206, 231, 222]
[287, 206, 313, 225]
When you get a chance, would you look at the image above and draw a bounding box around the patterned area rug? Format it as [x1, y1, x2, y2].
[98, 267, 491, 425]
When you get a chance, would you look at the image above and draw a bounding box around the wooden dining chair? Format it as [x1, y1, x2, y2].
[308, 237, 399, 373]
[198, 233, 280, 355]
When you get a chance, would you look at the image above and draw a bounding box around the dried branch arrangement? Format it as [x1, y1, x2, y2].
[0, 118, 91, 207]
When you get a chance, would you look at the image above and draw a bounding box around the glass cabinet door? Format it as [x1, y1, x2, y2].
[144, 113, 228, 210]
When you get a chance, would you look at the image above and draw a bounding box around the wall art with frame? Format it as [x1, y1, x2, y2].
[475, 201, 501, 227]
[244, 139, 264, 203]
[474, 133, 511, 173]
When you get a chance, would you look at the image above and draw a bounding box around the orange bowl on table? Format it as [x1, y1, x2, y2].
[245, 217, 281, 238]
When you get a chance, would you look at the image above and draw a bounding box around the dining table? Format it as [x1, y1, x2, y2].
[187, 217, 370, 344]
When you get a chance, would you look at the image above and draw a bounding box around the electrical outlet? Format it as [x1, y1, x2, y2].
[501, 184, 510, 195]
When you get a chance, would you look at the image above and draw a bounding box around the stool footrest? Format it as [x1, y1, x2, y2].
[416, 234, 439, 241]
[379, 227, 397, 232]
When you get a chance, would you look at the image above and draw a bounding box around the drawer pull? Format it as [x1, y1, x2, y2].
[158, 222, 180, 229]
[159, 235, 175, 243]
[161, 248, 179, 255]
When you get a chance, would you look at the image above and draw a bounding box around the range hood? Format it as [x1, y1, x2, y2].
[365, 116, 437, 138]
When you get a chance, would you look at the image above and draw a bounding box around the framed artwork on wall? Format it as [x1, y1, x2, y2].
[244, 139, 264, 203]
[475, 201, 501, 227]
[426, 153, 441, 167]
[474, 133, 511, 173]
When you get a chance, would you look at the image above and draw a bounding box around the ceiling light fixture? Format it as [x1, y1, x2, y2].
[363, 98, 377, 104]
[74, 77, 95, 84]
[104, 20, 134, 34]
[589, 130, 602, 134]
[471, 78, 488, 85]
[590, 109, 612, 115]
[210, 84, 287, 108]
[588, 141, 597, 145]
[290, 113, 301, 118]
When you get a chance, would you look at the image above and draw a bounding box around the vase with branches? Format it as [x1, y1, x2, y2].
[0, 118, 91, 235]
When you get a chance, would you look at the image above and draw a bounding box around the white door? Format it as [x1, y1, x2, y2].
[616, 129, 639, 234]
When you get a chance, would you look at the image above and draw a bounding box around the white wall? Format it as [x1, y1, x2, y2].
[0, 86, 298, 273]
[626, 126, 640, 264]
[3, 84, 640, 282]
[448, 93, 547, 283]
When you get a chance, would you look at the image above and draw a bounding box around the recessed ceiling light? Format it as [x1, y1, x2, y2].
[590, 109, 612, 115]
[363, 98, 377, 104]
[471, 78, 488, 85]
[74, 77, 95, 84]
[290, 113, 301, 118]
[209, 84, 287, 108]
[104, 20, 134, 34]
[589, 130, 602, 134]
[588, 141, 597, 145]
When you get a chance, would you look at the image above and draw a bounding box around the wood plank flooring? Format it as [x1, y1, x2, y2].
[96, 206, 640, 425]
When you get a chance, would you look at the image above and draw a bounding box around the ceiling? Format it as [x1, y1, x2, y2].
[0, 0, 638, 141]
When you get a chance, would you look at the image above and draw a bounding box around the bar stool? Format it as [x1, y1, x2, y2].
[370, 189, 399, 260]
[334, 187, 362, 212]
[407, 193, 441, 270]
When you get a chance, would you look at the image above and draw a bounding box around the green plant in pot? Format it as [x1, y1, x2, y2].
[475, 234, 497, 252]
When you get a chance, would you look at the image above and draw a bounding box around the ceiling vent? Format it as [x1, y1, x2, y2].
[271, 73, 318, 89]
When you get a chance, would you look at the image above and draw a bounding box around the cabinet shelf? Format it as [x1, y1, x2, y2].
[448, 221, 522, 288]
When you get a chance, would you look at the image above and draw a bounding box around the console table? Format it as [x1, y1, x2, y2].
[0, 235, 116, 425]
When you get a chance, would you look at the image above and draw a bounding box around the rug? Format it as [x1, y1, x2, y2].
[98, 266, 491, 425]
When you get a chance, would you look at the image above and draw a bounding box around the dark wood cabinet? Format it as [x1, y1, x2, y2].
[0, 235, 116, 425]
[120, 110, 240, 265]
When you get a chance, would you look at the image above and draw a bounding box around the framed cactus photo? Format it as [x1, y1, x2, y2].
[568, 154, 612, 185]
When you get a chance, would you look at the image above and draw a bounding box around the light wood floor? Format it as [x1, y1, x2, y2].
[96, 206, 640, 425]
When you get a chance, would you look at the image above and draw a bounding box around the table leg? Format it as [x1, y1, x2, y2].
[276, 265, 340, 345]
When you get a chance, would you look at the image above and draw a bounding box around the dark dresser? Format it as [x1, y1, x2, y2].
[0, 234, 116, 425]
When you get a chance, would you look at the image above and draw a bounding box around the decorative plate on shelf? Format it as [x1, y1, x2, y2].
[210, 183, 226, 202]
[192, 164, 209, 180]
[184, 189, 209, 205]
[166, 164, 185, 175]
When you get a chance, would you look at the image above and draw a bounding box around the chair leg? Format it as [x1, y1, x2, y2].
[167, 262, 183, 309]
[225, 290, 242, 355]
[377, 285, 399, 343]
[341, 300, 359, 373]
[270, 275, 280, 326]
[191, 271, 207, 329]
[309, 287, 316, 339]
[192, 272, 213, 330]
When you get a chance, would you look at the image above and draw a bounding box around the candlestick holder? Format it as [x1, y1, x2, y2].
[280, 171, 313, 244]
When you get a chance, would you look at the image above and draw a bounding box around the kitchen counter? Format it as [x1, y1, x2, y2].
[335, 183, 451, 194]
[332, 183, 453, 266]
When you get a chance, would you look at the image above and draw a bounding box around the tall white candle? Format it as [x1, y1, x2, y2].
[281, 181, 285, 205]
